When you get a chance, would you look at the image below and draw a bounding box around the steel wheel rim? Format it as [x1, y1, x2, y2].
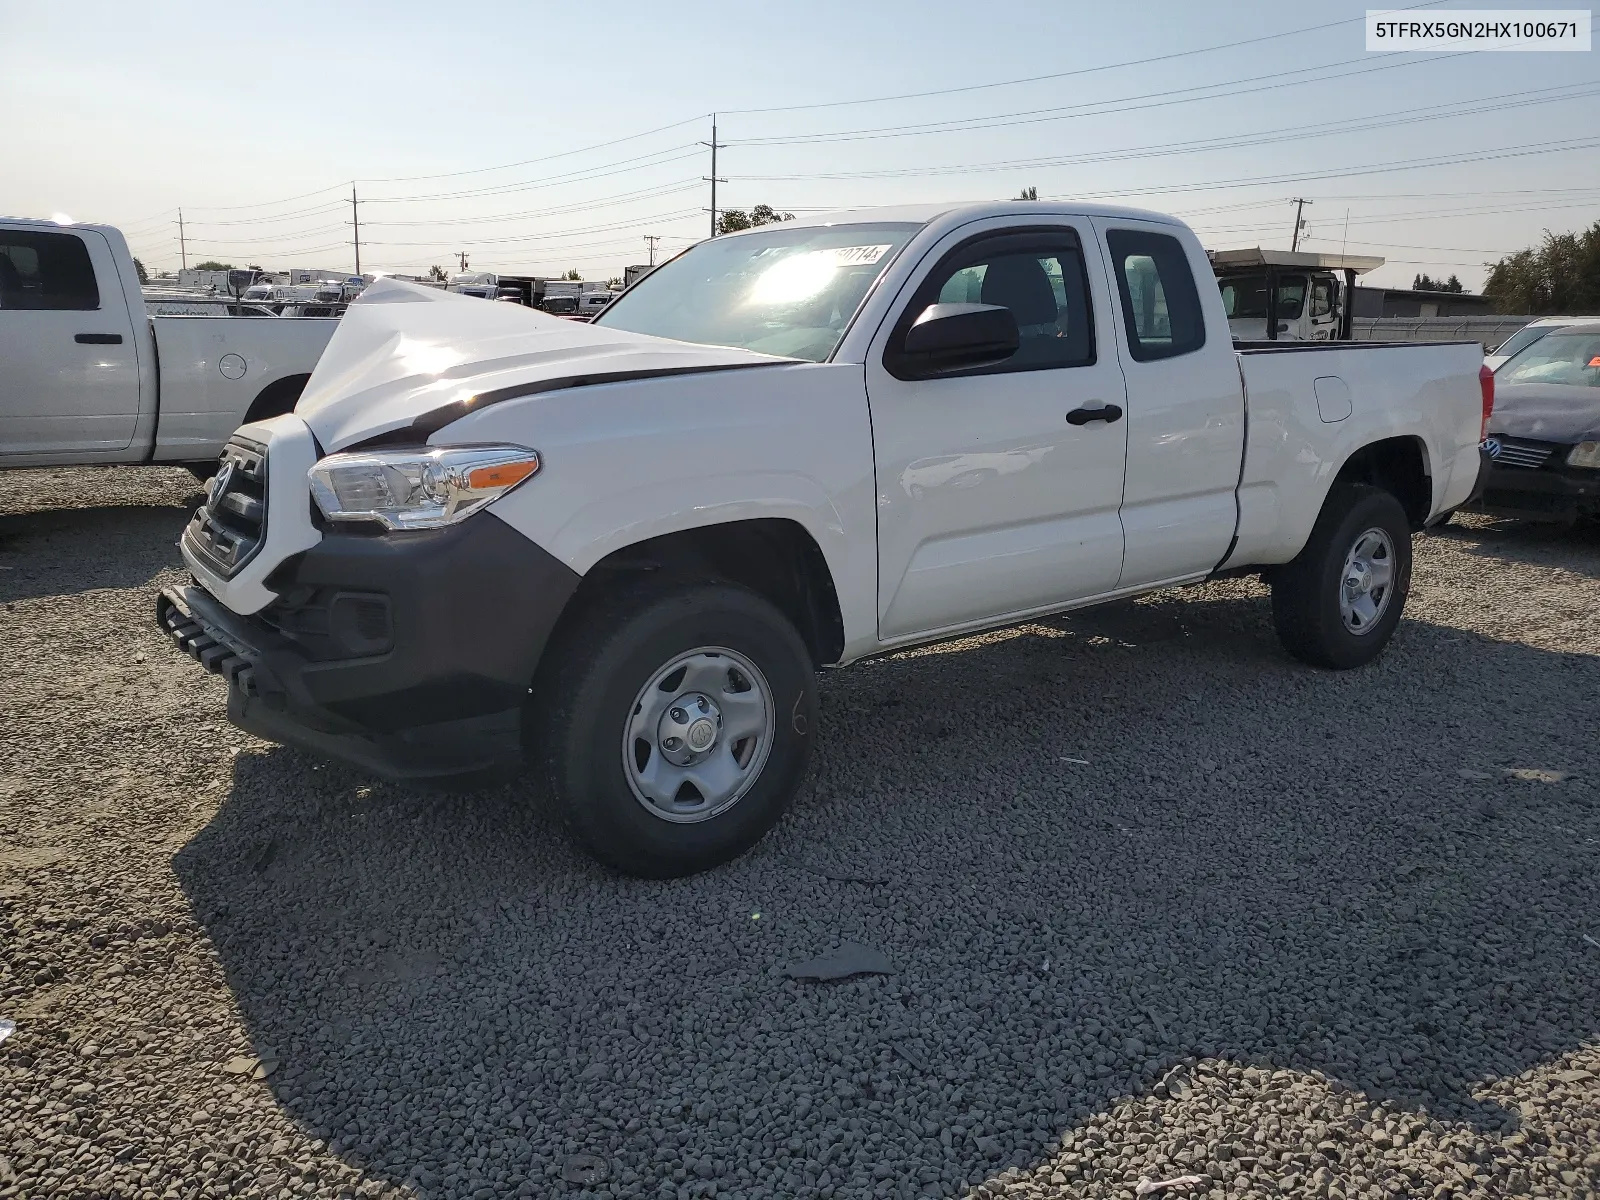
[621, 646, 775, 824]
[1339, 526, 1397, 636]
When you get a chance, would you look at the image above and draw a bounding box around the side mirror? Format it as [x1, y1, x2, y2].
[891, 303, 1020, 379]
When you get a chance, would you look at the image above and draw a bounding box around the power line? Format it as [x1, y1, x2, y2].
[353, 115, 710, 184]
[358, 209, 704, 248]
[728, 88, 1600, 182]
[720, 0, 1452, 115]
[361, 181, 703, 227]
[726, 53, 1470, 148]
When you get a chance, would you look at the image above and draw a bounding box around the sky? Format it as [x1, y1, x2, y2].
[2, 0, 1597, 290]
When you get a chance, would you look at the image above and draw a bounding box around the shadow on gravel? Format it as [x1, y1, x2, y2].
[1438, 515, 1600, 580]
[0, 504, 195, 603]
[173, 593, 1600, 1198]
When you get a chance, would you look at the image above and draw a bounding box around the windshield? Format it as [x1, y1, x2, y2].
[594, 222, 921, 361]
[1492, 323, 1559, 360]
[1218, 274, 1307, 320]
[1498, 330, 1600, 388]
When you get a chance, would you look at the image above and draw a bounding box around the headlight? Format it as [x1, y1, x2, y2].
[1567, 441, 1600, 470]
[308, 444, 540, 529]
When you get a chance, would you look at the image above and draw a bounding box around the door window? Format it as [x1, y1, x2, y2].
[0, 230, 100, 311]
[1310, 278, 1334, 319]
[893, 231, 1096, 374]
[1105, 230, 1205, 361]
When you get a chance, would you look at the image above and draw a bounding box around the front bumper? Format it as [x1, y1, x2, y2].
[1467, 456, 1600, 523]
[157, 512, 580, 783]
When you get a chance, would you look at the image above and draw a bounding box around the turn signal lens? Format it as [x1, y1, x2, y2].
[466, 460, 539, 490]
[309, 444, 540, 530]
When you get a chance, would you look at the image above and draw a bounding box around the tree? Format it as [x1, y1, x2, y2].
[717, 204, 794, 235]
[1412, 272, 1466, 294]
[562, 269, 582, 281]
[132, 257, 149, 285]
[1482, 222, 1600, 314]
[193, 260, 232, 271]
[749, 204, 793, 227]
[1016, 186, 1038, 201]
[428, 265, 449, 282]
[1442, 274, 1464, 293]
[606, 276, 622, 288]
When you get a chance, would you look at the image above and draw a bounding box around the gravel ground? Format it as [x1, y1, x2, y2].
[3, 465, 1599, 1200]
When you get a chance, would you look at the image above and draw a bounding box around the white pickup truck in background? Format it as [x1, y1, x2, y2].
[0, 218, 337, 471]
[156, 201, 1491, 877]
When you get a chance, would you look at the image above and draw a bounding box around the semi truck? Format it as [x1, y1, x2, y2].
[1209, 249, 1385, 342]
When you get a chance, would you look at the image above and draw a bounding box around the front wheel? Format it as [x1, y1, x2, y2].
[533, 581, 817, 877]
[1271, 484, 1414, 669]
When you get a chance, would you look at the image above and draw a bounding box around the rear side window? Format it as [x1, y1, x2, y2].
[1106, 229, 1204, 362]
[0, 230, 100, 311]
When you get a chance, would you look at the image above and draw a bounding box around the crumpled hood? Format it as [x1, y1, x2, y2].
[296, 277, 788, 451]
[1488, 382, 1600, 445]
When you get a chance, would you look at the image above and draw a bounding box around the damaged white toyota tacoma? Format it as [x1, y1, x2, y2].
[157, 201, 1492, 876]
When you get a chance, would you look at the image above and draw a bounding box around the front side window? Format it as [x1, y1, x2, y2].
[1107, 230, 1205, 361]
[1497, 331, 1600, 388]
[900, 233, 1094, 372]
[0, 229, 99, 311]
[1311, 278, 1334, 319]
[595, 221, 920, 362]
[1217, 273, 1307, 320]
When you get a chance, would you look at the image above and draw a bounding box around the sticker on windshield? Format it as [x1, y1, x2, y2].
[1589, 355, 1600, 368]
[824, 245, 892, 266]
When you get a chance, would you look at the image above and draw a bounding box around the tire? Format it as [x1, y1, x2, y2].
[1271, 483, 1414, 669]
[533, 580, 817, 877]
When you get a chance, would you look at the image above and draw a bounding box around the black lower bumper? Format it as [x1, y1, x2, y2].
[157, 512, 580, 783]
[1467, 458, 1600, 524]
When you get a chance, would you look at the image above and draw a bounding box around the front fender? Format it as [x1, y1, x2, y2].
[436, 362, 881, 656]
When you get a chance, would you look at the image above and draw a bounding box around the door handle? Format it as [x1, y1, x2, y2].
[75, 333, 123, 344]
[1066, 403, 1123, 425]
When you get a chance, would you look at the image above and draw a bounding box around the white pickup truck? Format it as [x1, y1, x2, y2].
[155, 201, 1491, 877]
[0, 218, 337, 470]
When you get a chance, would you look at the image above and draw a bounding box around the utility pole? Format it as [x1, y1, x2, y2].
[457, 250, 469, 272]
[1290, 197, 1312, 252]
[178, 208, 188, 271]
[644, 235, 660, 266]
[702, 114, 725, 238]
[351, 185, 361, 276]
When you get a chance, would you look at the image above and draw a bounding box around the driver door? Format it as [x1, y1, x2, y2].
[863, 219, 1129, 641]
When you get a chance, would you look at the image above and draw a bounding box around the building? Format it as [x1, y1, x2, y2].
[1351, 287, 1494, 318]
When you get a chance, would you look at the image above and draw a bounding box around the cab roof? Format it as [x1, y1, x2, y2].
[734, 200, 1187, 233]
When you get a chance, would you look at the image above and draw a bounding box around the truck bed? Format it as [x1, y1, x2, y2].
[1223, 339, 1486, 570]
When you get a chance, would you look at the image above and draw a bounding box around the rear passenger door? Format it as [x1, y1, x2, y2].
[1092, 220, 1244, 588]
[0, 226, 140, 456]
[865, 219, 1130, 640]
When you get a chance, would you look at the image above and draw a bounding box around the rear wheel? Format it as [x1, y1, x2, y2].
[533, 580, 817, 877]
[1271, 484, 1413, 669]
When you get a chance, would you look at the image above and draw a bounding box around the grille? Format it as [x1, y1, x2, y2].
[184, 435, 268, 576]
[1487, 436, 1555, 470]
